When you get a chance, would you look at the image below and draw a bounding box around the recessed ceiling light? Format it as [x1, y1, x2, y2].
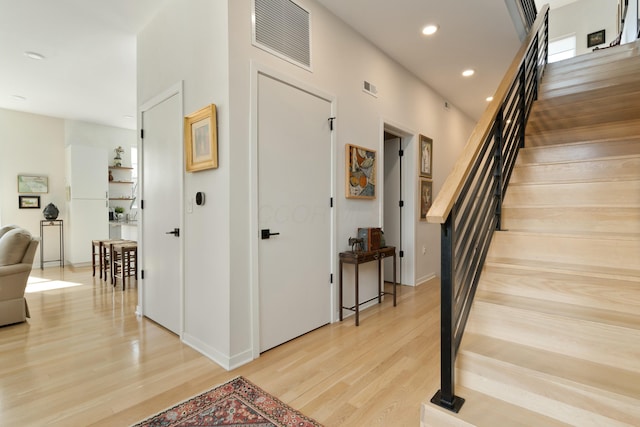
[24, 51, 45, 60]
[11, 95, 26, 101]
[486, 96, 494, 102]
[422, 25, 439, 36]
[462, 69, 475, 77]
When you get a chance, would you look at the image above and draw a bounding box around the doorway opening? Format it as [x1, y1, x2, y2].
[383, 125, 415, 286]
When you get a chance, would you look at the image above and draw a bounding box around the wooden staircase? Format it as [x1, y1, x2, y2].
[422, 41, 640, 426]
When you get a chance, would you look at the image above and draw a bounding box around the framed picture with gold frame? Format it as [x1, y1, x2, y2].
[346, 144, 376, 199]
[184, 104, 218, 172]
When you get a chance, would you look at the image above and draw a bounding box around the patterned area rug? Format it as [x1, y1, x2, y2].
[132, 376, 323, 427]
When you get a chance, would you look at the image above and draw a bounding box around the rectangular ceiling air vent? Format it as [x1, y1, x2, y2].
[253, 0, 311, 69]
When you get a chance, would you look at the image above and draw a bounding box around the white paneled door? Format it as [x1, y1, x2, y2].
[140, 90, 182, 335]
[258, 73, 332, 352]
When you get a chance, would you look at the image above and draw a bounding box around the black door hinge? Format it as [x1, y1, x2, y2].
[140, 129, 144, 139]
[399, 149, 404, 157]
[141, 200, 144, 209]
[141, 270, 145, 279]
[330, 197, 333, 207]
[328, 117, 336, 131]
[399, 200, 404, 208]
[399, 250, 404, 258]
[330, 273, 333, 284]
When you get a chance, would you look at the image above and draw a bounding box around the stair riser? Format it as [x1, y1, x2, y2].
[501, 206, 640, 235]
[457, 361, 640, 427]
[539, 73, 640, 101]
[487, 232, 640, 271]
[503, 180, 640, 207]
[516, 139, 640, 165]
[465, 302, 640, 372]
[525, 121, 640, 147]
[535, 85, 640, 111]
[541, 59, 640, 91]
[527, 107, 640, 134]
[529, 90, 640, 121]
[479, 268, 640, 315]
[509, 157, 640, 184]
[545, 42, 639, 72]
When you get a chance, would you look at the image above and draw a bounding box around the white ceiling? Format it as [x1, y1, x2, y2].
[0, 1, 566, 130]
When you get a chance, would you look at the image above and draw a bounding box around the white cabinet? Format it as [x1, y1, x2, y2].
[65, 145, 109, 265]
[67, 145, 108, 199]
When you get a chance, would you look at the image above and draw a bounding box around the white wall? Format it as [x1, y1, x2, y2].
[548, 0, 618, 55]
[139, 0, 474, 369]
[138, 0, 233, 363]
[0, 108, 136, 266]
[0, 108, 65, 265]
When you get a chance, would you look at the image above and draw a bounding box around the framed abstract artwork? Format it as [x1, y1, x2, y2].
[346, 144, 376, 199]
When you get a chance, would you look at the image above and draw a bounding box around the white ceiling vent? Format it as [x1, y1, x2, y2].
[253, 0, 311, 69]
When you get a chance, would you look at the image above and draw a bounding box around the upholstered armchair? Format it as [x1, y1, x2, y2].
[0, 225, 39, 326]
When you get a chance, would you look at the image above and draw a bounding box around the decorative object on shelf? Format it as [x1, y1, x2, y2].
[113, 146, 124, 167]
[42, 203, 59, 220]
[357, 227, 384, 251]
[348, 237, 364, 252]
[108, 170, 114, 181]
[114, 206, 125, 221]
[419, 178, 433, 221]
[419, 134, 433, 178]
[346, 143, 376, 199]
[18, 195, 40, 209]
[17, 174, 48, 193]
[185, 104, 218, 172]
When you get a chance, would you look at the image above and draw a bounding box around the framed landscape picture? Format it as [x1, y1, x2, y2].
[19, 195, 40, 209]
[17, 175, 48, 193]
[346, 144, 376, 199]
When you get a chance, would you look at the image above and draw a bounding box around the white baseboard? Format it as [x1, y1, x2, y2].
[182, 333, 254, 371]
[416, 273, 437, 287]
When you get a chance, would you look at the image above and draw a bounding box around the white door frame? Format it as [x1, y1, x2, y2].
[137, 81, 185, 336]
[380, 119, 417, 286]
[249, 62, 337, 359]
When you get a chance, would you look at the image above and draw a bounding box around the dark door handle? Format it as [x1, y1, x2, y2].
[165, 228, 180, 237]
[261, 229, 280, 239]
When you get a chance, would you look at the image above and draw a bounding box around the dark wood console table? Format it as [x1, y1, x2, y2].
[339, 246, 396, 326]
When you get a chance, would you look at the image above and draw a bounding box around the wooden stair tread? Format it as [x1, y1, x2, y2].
[485, 257, 640, 282]
[479, 265, 640, 315]
[516, 138, 640, 165]
[509, 156, 640, 184]
[503, 180, 640, 207]
[501, 206, 640, 235]
[474, 291, 640, 332]
[461, 333, 640, 401]
[525, 118, 640, 138]
[421, 386, 572, 427]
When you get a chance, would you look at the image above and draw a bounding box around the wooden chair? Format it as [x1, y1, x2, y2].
[111, 242, 137, 290]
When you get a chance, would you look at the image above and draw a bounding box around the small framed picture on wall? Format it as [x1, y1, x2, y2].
[419, 178, 433, 221]
[419, 135, 433, 178]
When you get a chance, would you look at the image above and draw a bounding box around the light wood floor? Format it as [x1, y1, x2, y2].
[1, 266, 441, 426]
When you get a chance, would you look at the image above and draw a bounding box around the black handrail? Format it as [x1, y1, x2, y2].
[520, 0, 538, 29]
[430, 6, 549, 413]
